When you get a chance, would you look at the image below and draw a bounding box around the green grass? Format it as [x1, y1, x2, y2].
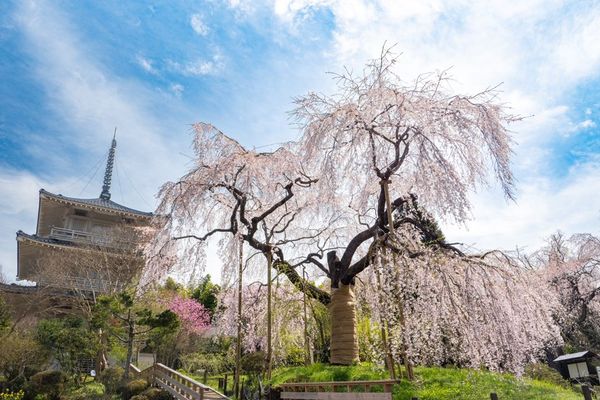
[271, 363, 389, 386]
[270, 363, 583, 400]
[62, 380, 110, 400]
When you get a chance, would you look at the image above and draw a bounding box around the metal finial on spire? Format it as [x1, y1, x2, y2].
[100, 128, 117, 200]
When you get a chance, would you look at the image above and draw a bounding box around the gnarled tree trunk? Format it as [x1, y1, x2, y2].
[329, 284, 359, 364]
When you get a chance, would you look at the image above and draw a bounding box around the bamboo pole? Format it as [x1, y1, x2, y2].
[303, 265, 311, 365]
[374, 261, 396, 380]
[381, 179, 414, 381]
[267, 248, 273, 380]
[234, 236, 243, 399]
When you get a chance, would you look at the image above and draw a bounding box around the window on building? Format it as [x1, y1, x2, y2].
[74, 209, 88, 217]
[568, 362, 589, 378]
[70, 216, 89, 232]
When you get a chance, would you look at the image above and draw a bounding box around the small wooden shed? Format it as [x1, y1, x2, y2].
[553, 351, 600, 382]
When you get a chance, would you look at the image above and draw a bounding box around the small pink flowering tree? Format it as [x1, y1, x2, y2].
[166, 294, 211, 335]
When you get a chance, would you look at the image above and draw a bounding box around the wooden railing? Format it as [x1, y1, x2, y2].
[49, 226, 135, 248]
[281, 381, 595, 400]
[50, 226, 100, 244]
[130, 363, 229, 400]
[280, 380, 398, 400]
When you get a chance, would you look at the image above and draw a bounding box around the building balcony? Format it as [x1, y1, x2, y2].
[48, 226, 134, 249]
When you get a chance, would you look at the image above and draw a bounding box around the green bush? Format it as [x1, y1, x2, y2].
[119, 379, 149, 400]
[141, 388, 172, 400]
[242, 351, 266, 374]
[524, 363, 569, 388]
[0, 390, 25, 400]
[180, 352, 230, 375]
[284, 346, 306, 366]
[28, 370, 67, 400]
[98, 366, 124, 394]
[129, 395, 148, 400]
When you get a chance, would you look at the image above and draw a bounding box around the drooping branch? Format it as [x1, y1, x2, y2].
[272, 259, 331, 305]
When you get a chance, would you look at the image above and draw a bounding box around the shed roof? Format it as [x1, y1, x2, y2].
[553, 351, 595, 363]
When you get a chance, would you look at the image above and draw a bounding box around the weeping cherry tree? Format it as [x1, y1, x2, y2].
[147, 49, 561, 370]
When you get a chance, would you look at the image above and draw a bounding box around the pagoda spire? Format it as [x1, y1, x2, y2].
[100, 129, 117, 200]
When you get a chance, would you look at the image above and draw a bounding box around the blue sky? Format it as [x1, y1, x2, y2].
[1, 0, 599, 282]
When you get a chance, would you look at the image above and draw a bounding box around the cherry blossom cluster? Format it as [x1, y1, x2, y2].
[365, 224, 563, 374]
[166, 293, 211, 335]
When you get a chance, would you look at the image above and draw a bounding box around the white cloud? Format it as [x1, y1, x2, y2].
[443, 160, 600, 252]
[0, 170, 77, 281]
[167, 51, 224, 76]
[170, 83, 185, 97]
[190, 13, 209, 36]
[576, 119, 596, 130]
[136, 55, 158, 75]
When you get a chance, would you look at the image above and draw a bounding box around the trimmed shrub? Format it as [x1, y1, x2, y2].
[141, 388, 172, 400]
[524, 363, 569, 388]
[129, 396, 148, 400]
[241, 351, 266, 374]
[28, 370, 67, 400]
[119, 379, 149, 400]
[98, 366, 124, 394]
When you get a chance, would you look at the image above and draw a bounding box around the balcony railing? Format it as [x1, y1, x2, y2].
[36, 275, 126, 294]
[48, 226, 134, 248]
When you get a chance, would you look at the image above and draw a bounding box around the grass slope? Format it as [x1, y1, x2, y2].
[270, 363, 582, 400]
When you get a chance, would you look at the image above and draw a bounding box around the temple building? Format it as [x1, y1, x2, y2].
[13, 135, 153, 294]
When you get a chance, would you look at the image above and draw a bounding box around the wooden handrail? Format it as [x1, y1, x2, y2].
[155, 363, 212, 390]
[280, 379, 400, 393]
[281, 379, 399, 387]
[150, 363, 229, 400]
[129, 364, 142, 374]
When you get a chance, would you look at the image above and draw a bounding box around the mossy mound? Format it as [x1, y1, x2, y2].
[270, 363, 582, 400]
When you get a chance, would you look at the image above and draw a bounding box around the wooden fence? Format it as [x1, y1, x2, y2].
[409, 385, 595, 400]
[130, 363, 229, 400]
[280, 380, 397, 400]
[280, 380, 596, 400]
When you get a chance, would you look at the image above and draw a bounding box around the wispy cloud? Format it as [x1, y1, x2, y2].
[136, 55, 158, 75]
[576, 119, 596, 130]
[170, 83, 185, 97]
[444, 160, 600, 251]
[190, 13, 209, 36]
[166, 52, 224, 77]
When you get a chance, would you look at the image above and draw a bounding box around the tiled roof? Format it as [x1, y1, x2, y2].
[17, 230, 78, 248]
[0, 282, 39, 294]
[40, 189, 153, 218]
[553, 351, 594, 363]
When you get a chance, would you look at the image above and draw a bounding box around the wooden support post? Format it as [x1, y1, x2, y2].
[267, 248, 273, 381]
[302, 265, 311, 366]
[582, 384, 592, 400]
[381, 179, 414, 381]
[224, 373, 228, 396]
[203, 369, 208, 384]
[234, 236, 243, 400]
